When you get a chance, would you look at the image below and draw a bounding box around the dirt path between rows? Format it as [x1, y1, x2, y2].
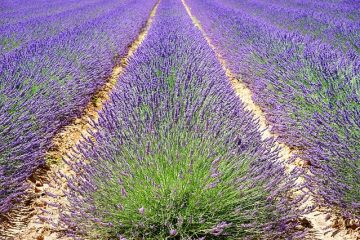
[181, 0, 359, 239]
[0, 1, 160, 239]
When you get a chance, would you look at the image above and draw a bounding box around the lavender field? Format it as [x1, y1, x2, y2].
[0, 0, 359, 239]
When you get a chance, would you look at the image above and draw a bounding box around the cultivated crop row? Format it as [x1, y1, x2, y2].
[0, 0, 157, 214]
[220, 0, 360, 53]
[0, 0, 126, 54]
[186, 0, 360, 221]
[44, 0, 305, 239]
[0, 0, 100, 26]
[1, 0, 359, 238]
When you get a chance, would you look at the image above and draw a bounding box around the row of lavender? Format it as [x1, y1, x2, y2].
[262, 0, 359, 19]
[186, 0, 360, 220]
[0, 0, 123, 54]
[50, 0, 305, 239]
[221, 0, 360, 53]
[0, 0, 157, 214]
[0, 0, 98, 25]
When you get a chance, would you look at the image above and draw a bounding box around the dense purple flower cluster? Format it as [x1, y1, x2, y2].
[0, 0, 125, 54]
[0, 0, 97, 25]
[186, 0, 360, 219]
[220, 0, 360, 53]
[0, 0, 157, 214]
[55, 0, 304, 238]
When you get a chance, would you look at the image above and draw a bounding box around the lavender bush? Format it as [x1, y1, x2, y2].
[186, 0, 360, 220]
[0, 0, 96, 26]
[55, 0, 304, 239]
[0, 0, 157, 215]
[0, 0, 124, 54]
[220, 0, 360, 53]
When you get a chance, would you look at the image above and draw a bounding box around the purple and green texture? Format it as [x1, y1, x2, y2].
[0, 0, 126, 55]
[0, 0, 157, 214]
[219, 0, 360, 53]
[53, 0, 304, 239]
[186, 0, 360, 220]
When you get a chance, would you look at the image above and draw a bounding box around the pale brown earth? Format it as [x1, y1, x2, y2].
[0, 1, 160, 239]
[181, 0, 359, 239]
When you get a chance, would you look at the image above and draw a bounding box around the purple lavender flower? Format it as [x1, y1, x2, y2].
[138, 207, 145, 215]
[169, 229, 177, 236]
